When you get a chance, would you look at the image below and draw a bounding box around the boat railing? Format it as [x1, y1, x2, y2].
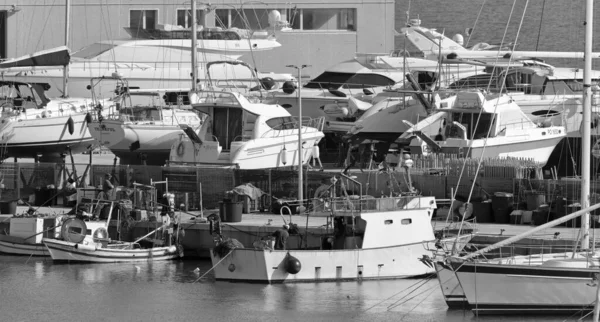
[461, 240, 600, 264]
[312, 195, 433, 217]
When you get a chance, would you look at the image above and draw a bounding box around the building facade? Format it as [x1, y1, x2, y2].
[0, 0, 394, 77]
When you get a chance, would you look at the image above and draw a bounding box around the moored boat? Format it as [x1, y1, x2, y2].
[208, 174, 442, 283]
[43, 217, 181, 263]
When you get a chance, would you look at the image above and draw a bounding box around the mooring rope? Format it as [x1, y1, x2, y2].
[192, 250, 233, 283]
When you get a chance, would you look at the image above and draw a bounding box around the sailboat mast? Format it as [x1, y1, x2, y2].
[580, 0, 593, 250]
[191, 0, 198, 92]
[62, 0, 71, 98]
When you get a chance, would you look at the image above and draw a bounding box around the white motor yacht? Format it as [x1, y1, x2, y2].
[399, 90, 566, 165]
[169, 90, 325, 169]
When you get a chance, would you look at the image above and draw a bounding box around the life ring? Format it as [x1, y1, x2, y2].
[93, 227, 109, 241]
[176, 141, 185, 156]
[66, 116, 75, 135]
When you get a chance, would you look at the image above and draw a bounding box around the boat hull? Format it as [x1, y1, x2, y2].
[0, 238, 48, 256]
[88, 120, 189, 165]
[171, 130, 324, 169]
[210, 242, 437, 283]
[410, 130, 564, 166]
[451, 260, 599, 314]
[43, 238, 180, 263]
[435, 261, 469, 309]
[0, 113, 95, 158]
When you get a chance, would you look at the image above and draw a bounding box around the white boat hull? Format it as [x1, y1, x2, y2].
[452, 260, 600, 314]
[410, 129, 564, 166]
[210, 243, 437, 283]
[88, 120, 193, 165]
[43, 238, 180, 263]
[0, 112, 95, 158]
[171, 130, 324, 169]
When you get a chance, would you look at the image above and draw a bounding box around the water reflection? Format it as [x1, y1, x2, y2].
[0, 256, 584, 322]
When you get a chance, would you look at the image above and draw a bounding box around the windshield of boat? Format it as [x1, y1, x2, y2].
[72, 43, 118, 59]
[265, 116, 298, 130]
[444, 112, 496, 140]
[0, 83, 45, 108]
[304, 72, 395, 90]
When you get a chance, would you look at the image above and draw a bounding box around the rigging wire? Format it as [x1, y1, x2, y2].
[451, 0, 522, 251]
[34, 0, 59, 51]
[534, 0, 546, 51]
[465, 0, 488, 48]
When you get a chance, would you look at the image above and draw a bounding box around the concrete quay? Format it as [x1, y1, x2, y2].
[0, 206, 593, 259]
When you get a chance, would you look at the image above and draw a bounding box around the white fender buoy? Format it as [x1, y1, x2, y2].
[312, 144, 320, 158]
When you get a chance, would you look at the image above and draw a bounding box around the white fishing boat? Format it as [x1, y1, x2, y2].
[43, 217, 181, 263]
[399, 90, 566, 165]
[208, 174, 441, 283]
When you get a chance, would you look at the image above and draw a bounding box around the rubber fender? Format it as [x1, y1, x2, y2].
[285, 254, 302, 274]
[67, 116, 75, 135]
[75, 243, 97, 252]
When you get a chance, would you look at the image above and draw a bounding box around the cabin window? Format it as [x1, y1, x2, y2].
[401, 219, 412, 225]
[384, 220, 393, 225]
[215, 8, 356, 31]
[129, 10, 158, 32]
[266, 117, 297, 130]
[304, 72, 395, 90]
[215, 8, 288, 30]
[176, 9, 206, 28]
[69, 227, 83, 234]
[446, 112, 496, 140]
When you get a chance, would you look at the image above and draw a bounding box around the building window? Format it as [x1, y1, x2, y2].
[176, 9, 206, 28]
[214, 9, 287, 30]
[130, 10, 157, 30]
[214, 8, 355, 31]
[302, 9, 356, 31]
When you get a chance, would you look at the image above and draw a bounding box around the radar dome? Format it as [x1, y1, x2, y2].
[452, 34, 464, 46]
[268, 10, 282, 26]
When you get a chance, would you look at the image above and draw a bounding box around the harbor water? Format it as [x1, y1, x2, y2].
[0, 255, 590, 322]
[4, 1, 600, 321]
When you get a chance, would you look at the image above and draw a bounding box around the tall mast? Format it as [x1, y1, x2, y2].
[191, 0, 198, 92]
[580, 0, 593, 250]
[62, 0, 71, 98]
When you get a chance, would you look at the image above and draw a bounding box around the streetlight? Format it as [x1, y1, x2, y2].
[286, 64, 310, 208]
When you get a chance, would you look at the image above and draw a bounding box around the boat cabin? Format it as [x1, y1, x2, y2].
[193, 91, 291, 151]
[0, 81, 51, 112]
[310, 194, 436, 250]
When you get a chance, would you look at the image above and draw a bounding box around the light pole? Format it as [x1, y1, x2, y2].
[286, 64, 309, 206]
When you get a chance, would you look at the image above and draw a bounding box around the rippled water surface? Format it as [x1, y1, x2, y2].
[0, 256, 592, 322]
